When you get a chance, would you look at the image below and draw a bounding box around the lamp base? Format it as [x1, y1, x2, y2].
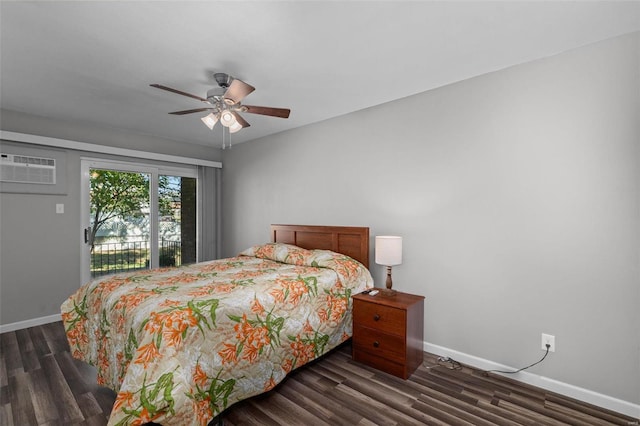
[383, 266, 396, 295]
[380, 287, 397, 296]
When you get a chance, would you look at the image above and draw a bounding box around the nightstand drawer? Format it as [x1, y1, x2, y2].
[353, 300, 406, 336]
[353, 325, 404, 363]
[352, 350, 406, 378]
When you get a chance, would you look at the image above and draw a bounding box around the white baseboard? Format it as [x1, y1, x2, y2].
[0, 313, 62, 334]
[424, 341, 640, 420]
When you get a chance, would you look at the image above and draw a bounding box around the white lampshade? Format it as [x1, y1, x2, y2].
[200, 113, 219, 130]
[228, 120, 243, 133]
[220, 110, 237, 127]
[375, 236, 402, 266]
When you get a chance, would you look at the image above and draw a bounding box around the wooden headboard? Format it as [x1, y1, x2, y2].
[271, 224, 370, 269]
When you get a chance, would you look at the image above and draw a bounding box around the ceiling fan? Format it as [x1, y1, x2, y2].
[150, 72, 290, 134]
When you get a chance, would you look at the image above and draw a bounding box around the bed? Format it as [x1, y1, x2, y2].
[61, 225, 372, 426]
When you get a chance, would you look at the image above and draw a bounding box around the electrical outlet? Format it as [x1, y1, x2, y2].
[541, 333, 555, 352]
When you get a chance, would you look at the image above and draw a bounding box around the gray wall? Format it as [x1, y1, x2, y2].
[222, 33, 639, 404]
[1, 109, 223, 162]
[0, 143, 83, 323]
[0, 110, 222, 324]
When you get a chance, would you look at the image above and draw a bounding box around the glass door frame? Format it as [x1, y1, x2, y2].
[80, 158, 199, 284]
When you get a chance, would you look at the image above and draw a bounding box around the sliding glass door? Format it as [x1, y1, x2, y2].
[158, 174, 197, 267]
[81, 159, 198, 284]
[88, 168, 151, 277]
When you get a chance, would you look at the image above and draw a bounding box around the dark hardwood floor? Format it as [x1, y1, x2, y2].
[1, 321, 637, 425]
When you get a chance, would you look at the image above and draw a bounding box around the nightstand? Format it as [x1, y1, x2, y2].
[352, 290, 425, 379]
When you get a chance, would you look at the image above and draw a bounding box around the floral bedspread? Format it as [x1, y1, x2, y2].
[61, 243, 372, 425]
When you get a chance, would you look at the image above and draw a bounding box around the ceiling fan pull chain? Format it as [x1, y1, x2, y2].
[222, 126, 227, 150]
[222, 125, 232, 150]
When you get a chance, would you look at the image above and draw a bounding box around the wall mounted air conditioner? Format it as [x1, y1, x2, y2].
[0, 153, 56, 184]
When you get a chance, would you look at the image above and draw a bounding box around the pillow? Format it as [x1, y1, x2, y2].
[240, 243, 373, 286]
[239, 243, 314, 265]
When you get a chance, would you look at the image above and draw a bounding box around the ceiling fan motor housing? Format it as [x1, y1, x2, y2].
[214, 72, 233, 88]
[206, 87, 226, 103]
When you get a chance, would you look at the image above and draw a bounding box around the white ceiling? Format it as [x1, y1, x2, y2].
[1, 1, 639, 148]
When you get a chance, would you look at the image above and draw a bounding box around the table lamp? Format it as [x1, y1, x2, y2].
[375, 236, 402, 294]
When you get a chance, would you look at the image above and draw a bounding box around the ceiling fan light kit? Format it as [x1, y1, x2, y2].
[220, 110, 236, 127]
[200, 113, 218, 130]
[151, 72, 290, 149]
[228, 122, 242, 134]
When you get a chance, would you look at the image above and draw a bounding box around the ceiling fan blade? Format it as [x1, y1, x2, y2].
[223, 79, 255, 105]
[169, 108, 214, 115]
[150, 84, 208, 103]
[242, 105, 291, 119]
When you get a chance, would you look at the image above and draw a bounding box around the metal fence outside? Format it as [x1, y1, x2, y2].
[91, 239, 181, 277]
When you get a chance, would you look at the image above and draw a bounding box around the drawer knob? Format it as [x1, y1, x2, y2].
[373, 341, 379, 348]
[373, 314, 380, 321]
